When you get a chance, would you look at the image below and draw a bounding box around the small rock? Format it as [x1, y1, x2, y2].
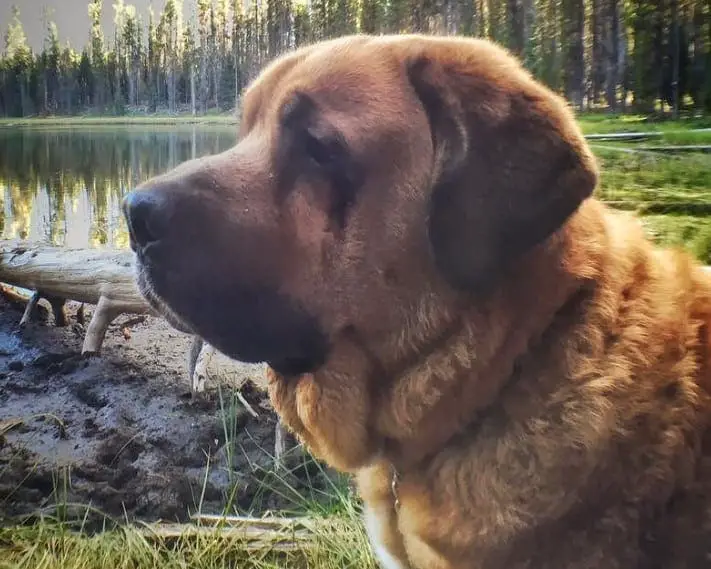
[8, 360, 24, 372]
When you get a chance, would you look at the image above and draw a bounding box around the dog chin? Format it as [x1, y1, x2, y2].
[135, 264, 195, 335]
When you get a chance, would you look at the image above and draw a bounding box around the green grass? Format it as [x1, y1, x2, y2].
[640, 215, 711, 264]
[593, 148, 711, 205]
[576, 113, 711, 263]
[0, 513, 375, 569]
[0, 386, 375, 569]
[0, 456, 376, 569]
[576, 111, 711, 135]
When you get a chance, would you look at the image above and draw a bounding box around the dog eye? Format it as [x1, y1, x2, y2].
[305, 133, 337, 167]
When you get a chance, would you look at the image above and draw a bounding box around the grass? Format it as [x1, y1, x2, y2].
[0, 513, 376, 569]
[1, 112, 711, 567]
[0, 386, 375, 569]
[578, 113, 711, 263]
[576, 111, 711, 135]
[593, 148, 711, 205]
[0, 449, 376, 569]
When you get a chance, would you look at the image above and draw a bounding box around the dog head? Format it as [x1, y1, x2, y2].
[123, 35, 597, 378]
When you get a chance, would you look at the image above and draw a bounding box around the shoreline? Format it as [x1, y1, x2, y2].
[1, 112, 709, 134]
[0, 114, 240, 128]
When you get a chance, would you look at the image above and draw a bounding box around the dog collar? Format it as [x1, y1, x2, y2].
[391, 465, 401, 511]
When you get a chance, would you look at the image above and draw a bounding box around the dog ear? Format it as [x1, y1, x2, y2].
[406, 48, 598, 293]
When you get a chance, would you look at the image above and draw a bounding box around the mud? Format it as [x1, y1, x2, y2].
[0, 297, 331, 524]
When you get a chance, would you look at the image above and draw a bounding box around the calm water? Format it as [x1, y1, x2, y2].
[0, 126, 238, 249]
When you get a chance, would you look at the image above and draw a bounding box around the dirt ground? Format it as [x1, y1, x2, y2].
[0, 296, 324, 524]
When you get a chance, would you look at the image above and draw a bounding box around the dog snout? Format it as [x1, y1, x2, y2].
[123, 190, 166, 253]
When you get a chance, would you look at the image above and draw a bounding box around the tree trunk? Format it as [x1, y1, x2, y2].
[169, 65, 177, 113]
[562, 0, 585, 110]
[618, 0, 628, 111]
[128, 63, 135, 106]
[602, 0, 618, 110]
[191, 64, 197, 116]
[522, 0, 535, 66]
[43, 74, 49, 114]
[590, 0, 603, 107]
[671, 0, 680, 119]
[508, 0, 524, 56]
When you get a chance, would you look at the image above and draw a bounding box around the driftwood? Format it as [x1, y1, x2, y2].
[603, 201, 711, 215]
[584, 128, 711, 142]
[585, 131, 665, 142]
[0, 240, 155, 354]
[635, 145, 711, 153]
[136, 514, 350, 553]
[0, 239, 295, 465]
[590, 144, 711, 156]
[0, 240, 220, 395]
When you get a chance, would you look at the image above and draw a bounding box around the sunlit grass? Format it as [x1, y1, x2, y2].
[593, 149, 711, 205]
[576, 111, 711, 135]
[577, 114, 711, 263]
[0, 513, 376, 569]
[0, 387, 374, 569]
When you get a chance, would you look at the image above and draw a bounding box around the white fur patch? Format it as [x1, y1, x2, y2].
[364, 505, 410, 569]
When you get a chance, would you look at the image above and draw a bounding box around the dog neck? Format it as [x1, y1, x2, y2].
[374, 208, 604, 474]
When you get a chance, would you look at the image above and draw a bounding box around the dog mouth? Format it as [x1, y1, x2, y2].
[131, 252, 330, 377]
[134, 258, 196, 335]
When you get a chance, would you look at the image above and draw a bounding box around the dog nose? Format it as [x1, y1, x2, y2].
[122, 190, 164, 251]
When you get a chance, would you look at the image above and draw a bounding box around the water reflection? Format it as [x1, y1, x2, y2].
[0, 126, 237, 249]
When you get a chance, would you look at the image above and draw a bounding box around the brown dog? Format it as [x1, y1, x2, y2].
[123, 34, 711, 568]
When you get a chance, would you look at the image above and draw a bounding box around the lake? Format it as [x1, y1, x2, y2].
[0, 126, 238, 249]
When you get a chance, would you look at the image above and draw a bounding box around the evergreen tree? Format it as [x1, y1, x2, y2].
[0, 0, 708, 117]
[4, 5, 33, 116]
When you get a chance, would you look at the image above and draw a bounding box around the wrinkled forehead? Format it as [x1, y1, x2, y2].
[239, 40, 413, 141]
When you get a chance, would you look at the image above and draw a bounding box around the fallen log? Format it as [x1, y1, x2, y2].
[0, 240, 156, 355]
[136, 514, 352, 553]
[602, 201, 711, 215]
[635, 145, 711, 153]
[584, 131, 664, 142]
[584, 128, 711, 142]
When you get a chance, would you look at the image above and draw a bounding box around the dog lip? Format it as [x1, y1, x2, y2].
[132, 241, 165, 268]
[134, 263, 196, 335]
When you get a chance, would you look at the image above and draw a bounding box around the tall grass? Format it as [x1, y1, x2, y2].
[0, 514, 376, 569]
[581, 116, 711, 264]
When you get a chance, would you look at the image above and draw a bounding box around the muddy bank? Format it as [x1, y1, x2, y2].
[0, 297, 330, 523]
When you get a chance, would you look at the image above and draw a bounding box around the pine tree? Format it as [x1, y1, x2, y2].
[360, 0, 385, 34]
[4, 5, 33, 116]
[89, 0, 106, 109]
[41, 8, 61, 114]
[197, 0, 211, 113]
[121, 3, 142, 107]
